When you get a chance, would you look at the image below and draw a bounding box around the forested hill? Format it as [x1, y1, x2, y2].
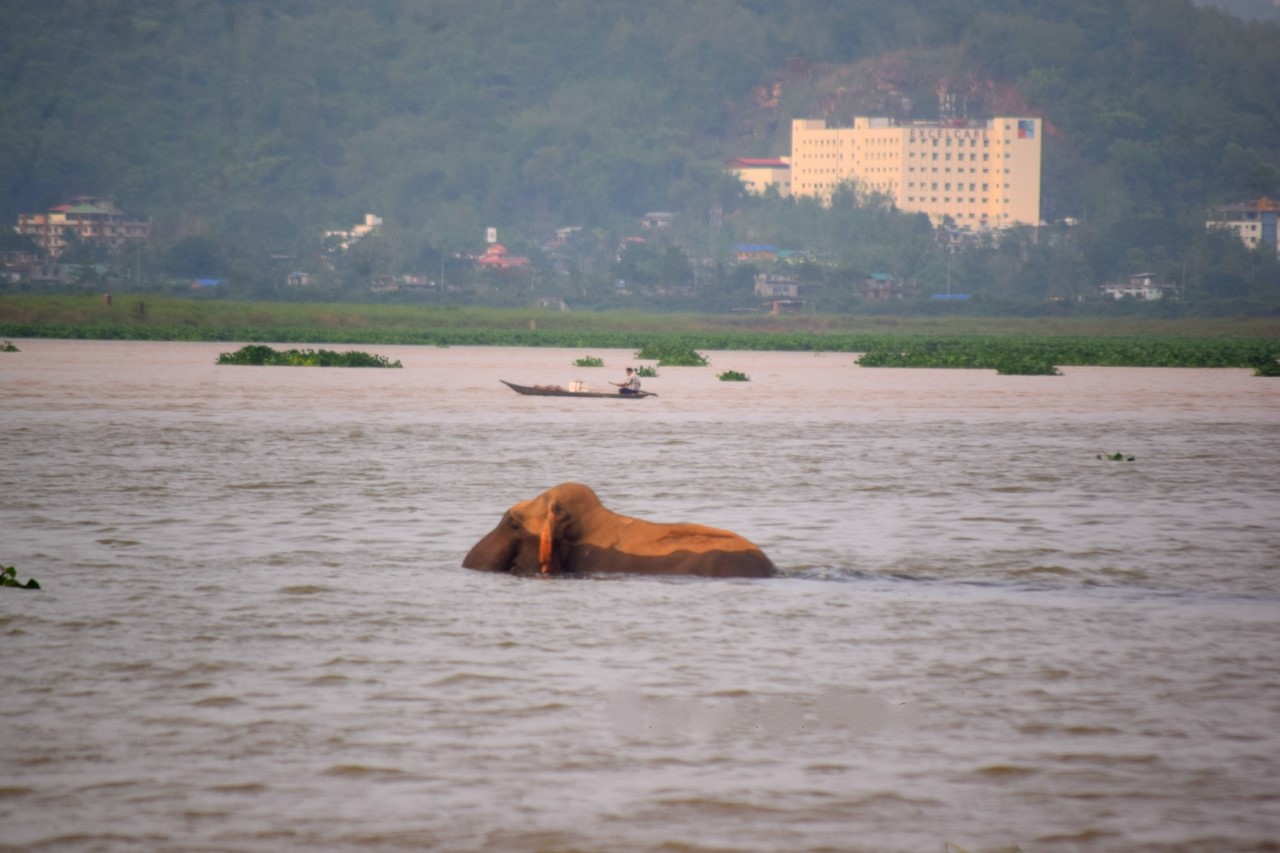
[2, 0, 1279, 260]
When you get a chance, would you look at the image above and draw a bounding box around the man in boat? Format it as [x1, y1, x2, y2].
[612, 367, 642, 396]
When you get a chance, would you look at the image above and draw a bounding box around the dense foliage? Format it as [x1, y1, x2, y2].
[3, 1, 1279, 312]
[216, 344, 402, 367]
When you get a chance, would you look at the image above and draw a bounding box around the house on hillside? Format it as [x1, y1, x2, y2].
[1207, 198, 1280, 256]
[734, 244, 779, 264]
[1099, 272, 1180, 301]
[766, 299, 805, 315]
[476, 243, 531, 271]
[754, 273, 799, 299]
[863, 273, 918, 300]
[324, 214, 382, 252]
[16, 197, 150, 258]
[640, 212, 674, 230]
[727, 157, 791, 196]
[0, 249, 60, 282]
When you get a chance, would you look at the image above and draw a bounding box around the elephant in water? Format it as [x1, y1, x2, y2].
[462, 483, 776, 578]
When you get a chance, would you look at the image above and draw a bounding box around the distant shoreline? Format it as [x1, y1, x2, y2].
[1, 295, 1277, 370]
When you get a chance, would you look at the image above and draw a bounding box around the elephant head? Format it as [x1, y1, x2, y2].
[462, 483, 776, 578]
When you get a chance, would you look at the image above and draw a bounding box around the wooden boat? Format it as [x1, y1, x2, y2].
[500, 380, 657, 398]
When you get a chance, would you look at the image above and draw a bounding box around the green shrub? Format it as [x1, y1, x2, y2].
[636, 342, 708, 366]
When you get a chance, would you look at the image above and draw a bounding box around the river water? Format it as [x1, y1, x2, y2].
[2, 339, 1278, 852]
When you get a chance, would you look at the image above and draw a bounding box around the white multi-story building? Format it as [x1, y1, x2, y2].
[788, 116, 1043, 228]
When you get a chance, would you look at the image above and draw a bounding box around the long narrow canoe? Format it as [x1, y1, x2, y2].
[500, 380, 657, 398]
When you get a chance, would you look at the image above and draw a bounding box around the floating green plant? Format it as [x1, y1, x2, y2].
[0, 340, 18, 352]
[717, 370, 750, 381]
[574, 355, 605, 367]
[216, 345, 402, 367]
[1, 565, 40, 590]
[635, 365, 659, 378]
[1098, 452, 1136, 461]
[636, 342, 708, 366]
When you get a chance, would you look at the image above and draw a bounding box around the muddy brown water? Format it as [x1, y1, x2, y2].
[2, 339, 1278, 852]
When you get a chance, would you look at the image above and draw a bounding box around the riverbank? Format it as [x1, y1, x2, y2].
[4, 294, 1279, 343]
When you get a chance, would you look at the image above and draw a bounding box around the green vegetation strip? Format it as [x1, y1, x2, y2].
[856, 338, 1277, 371]
[2, 297, 1277, 369]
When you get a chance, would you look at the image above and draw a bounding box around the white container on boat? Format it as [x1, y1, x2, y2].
[569, 380, 586, 393]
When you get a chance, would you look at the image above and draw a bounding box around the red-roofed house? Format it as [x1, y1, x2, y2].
[727, 157, 790, 196]
[16, 196, 150, 258]
[476, 243, 531, 271]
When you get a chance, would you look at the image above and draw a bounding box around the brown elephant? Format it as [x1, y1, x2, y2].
[462, 483, 776, 578]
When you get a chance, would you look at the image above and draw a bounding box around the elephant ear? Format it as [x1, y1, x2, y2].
[538, 501, 559, 574]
